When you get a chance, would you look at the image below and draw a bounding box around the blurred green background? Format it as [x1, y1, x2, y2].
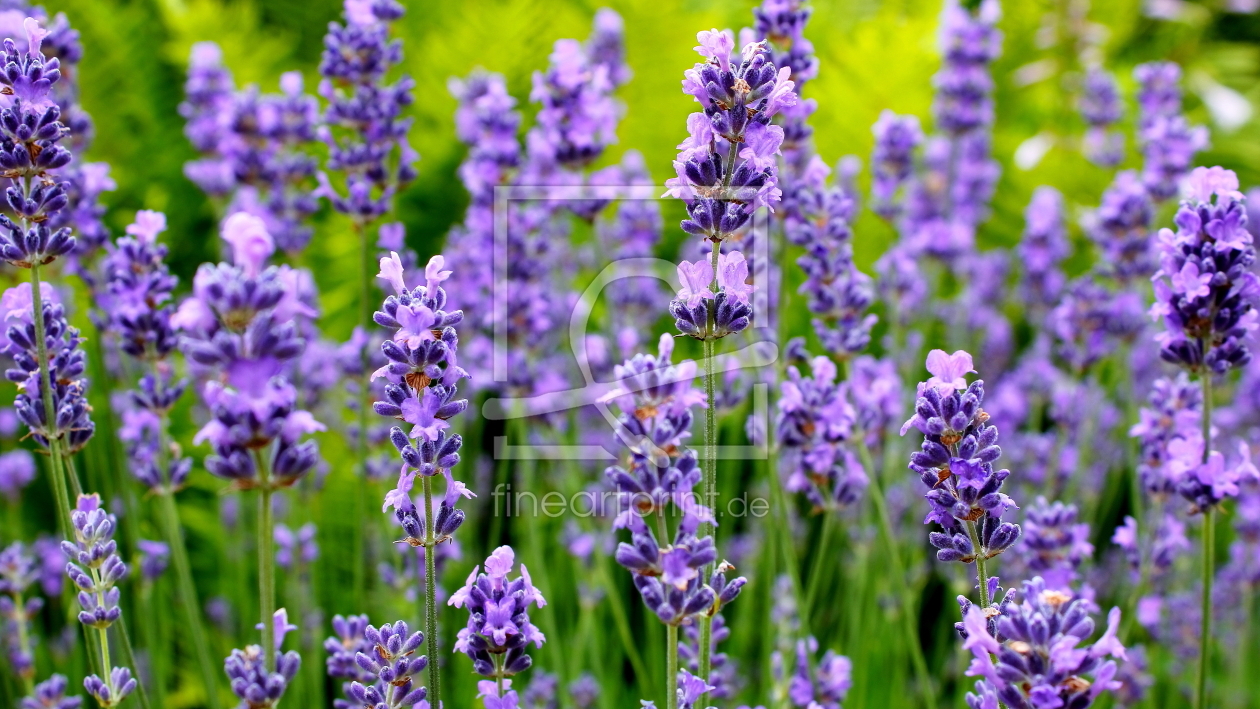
[20, 0, 1260, 707]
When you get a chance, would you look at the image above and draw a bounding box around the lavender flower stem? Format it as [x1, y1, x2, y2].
[255, 451, 276, 672]
[857, 441, 938, 709]
[158, 492, 222, 709]
[966, 520, 991, 608]
[13, 589, 33, 695]
[421, 473, 441, 709]
[354, 219, 370, 611]
[803, 513, 836, 617]
[1198, 505, 1214, 709]
[699, 331, 717, 692]
[26, 262, 72, 540]
[1196, 372, 1213, 709]
[666, 623, 679, 709]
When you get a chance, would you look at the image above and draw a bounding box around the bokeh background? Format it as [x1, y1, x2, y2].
[8, 0, 1260, 707]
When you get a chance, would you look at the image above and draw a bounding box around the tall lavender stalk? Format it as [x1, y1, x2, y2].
[63, 494, 138, 708]
[99, 209, 221, 708]
[1148, 166, 1258, 708]
[175, 212, 323, 694]
[317, 0, 416, 609]
[374, 252, 472, 709]
[667, 28, 796, 684]
[901, 349, 1022, 608]
[0, 17, 82, 539]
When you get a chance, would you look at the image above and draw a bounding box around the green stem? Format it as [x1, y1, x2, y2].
[158, 493, 221, 709]
[255, 452, 276, 673]
[965, 520, 991, 608]
[422, 474, 441, 709]
[27, 263, 73, 539]
[858, 441, 938, 709]
[666, 624, 679, 709]
[355, 218, 372, 611]
[1197, 505, 1214, 709]
[803, 513, 836, 617]
[698, 335, 718, 694]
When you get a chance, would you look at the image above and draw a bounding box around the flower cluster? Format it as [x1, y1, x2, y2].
[97, 210, 193, 492]
[788, 157, 876, 355]
[1134, 62, 1207, 201]
[528, 34, 619, 170]
[2, 283, 94, 454]
[180, 43, 320, 253]
[1150, 167, 1258, 374]
[1019, 497, 1093, 594]
[324, 614, 374, 708]
[374, 252, 471, 539]
[449, 546, 546, 685]
[0, 18, 77, 269]
[960, 578, 1126, 709]
[776, 354, 868, 511]
[1016, 187, 1069, 312]
[20, 674, 82, 709]
[0, 541, 41, 681]
[1129, 374, 1202, 496]
[224, 610, 301, 709]
[602, 336, 747, 629]
[671, 250, 755, 340]
[61, 494, 137, 707]
[1088, 170, 1154, 283]
[901, 350, 1022, 569]
[340, 620, 428, 709]
[754, 0, 819, 163]
[870, 110, 923, 219]
[176, 213, 323, 488]
[1078, 68, 1123, 167]
[317, 0, 416, 220]
[777, 637, 852, 709]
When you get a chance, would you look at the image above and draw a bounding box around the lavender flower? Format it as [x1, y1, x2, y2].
[61, 494, 137, 707]
[1079, 68, 1124, 167]
[224, 612, 301, 709]
[603, 336, 746, 627]
[901, 350, 1022, 581]
[528, 35, 619, 169]
[20, 674, 82, 709]
[0, 448, 35, 500]
[568, 674, 600, 709]
[449, 546, 546, 681]
[1016, 187, 1069, 311]
[2, 283, 94, 454]
[325, 614, 374, 709]
[1134, 63, 1207, 201]
[960, 578, 1125, 709]
[176, 214, 324, 487]
[274, 523, 318, 570]
[0, 541, 41, 681]
[339, 620, 428, 709]
[870, 110, 923, 219]
[1019, 497, 1093, 593]
[1088, 171, 1155, 283]
[776, 354, 868, 511]
[680, 614, 737, 699]
[776, 637, 851, 709]
[1151, 166, 1258, 374]
[0, 18, 77, 268]
[1130, 374, 1201, 496]
[317, 0, 416, 220]
[135, 540, 169, 582]
[588, 8, 632, 89]
[374, 253, 471, 534]
[787, 156, 876, 355]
